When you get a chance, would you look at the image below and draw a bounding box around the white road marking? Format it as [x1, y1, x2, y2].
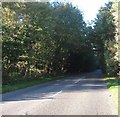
[50, 90, 62, 97]
[74, 76, 86, 84]
[21, 92, 64, 115]
[75, 80, 80, 83]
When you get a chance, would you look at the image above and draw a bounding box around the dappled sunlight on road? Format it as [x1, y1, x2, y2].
[2, 71, 118, 115]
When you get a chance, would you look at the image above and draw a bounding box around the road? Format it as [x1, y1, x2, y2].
[1, 70, 118, 115]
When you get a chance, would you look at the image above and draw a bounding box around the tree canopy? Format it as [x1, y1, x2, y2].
[2, 2, 119, 85]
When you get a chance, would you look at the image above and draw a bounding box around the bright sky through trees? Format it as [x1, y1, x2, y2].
[50, 0, 113, 23]
[71, 0, 113, 23]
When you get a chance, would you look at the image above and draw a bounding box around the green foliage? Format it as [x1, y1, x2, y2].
[2, 74, 64, 93]
[2, 2, 118, 85]
[104, 77, 119, 113]
[93, 2, 119, 76]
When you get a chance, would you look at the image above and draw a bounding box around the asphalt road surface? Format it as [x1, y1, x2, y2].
[1, 70, 118, 115]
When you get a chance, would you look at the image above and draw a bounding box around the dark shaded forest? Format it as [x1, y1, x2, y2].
[2, 2, 119, 85]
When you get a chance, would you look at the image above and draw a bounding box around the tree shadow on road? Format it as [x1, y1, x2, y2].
[2, 71, 107, 102]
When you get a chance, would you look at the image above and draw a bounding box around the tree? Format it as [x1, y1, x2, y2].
[50, 3, 88, 73]
[2, 1, 118, 85]
[93, 2, 119, 76]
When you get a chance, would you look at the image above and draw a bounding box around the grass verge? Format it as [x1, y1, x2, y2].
[1, 75, 64, 94]
[104, 77, 120, 115]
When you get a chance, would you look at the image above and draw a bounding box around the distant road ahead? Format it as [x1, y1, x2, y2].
[1, 70, 118, 115]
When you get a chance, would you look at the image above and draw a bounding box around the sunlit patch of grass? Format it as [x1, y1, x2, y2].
[110, 86, 118, 107]
[104, 77, 120, 114]
[1, 75, 64, 94]
[105, 77, 119, 88]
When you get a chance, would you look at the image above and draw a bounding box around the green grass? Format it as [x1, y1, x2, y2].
[104, 77, 120, 115]
[1, 75, 64, 94]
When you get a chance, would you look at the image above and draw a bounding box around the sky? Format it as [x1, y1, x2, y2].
[50, 0, 113, 24]
[71, 0, 112, 23]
